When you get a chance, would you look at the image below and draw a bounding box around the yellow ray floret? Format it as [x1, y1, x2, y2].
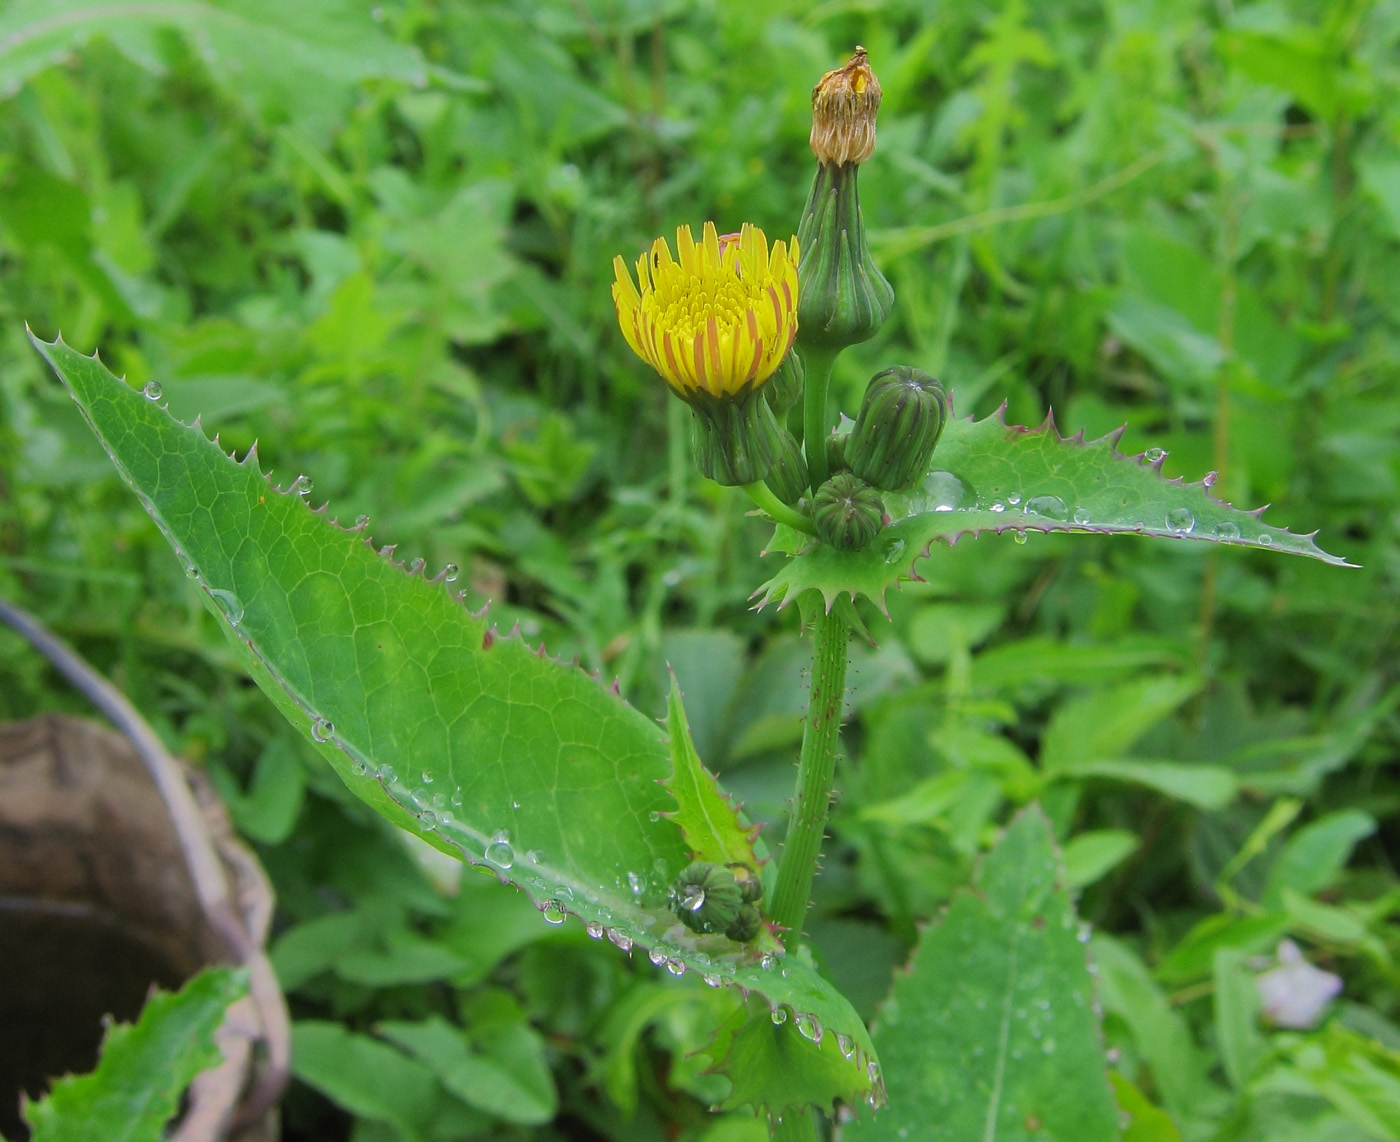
[612, 221, 799, 400]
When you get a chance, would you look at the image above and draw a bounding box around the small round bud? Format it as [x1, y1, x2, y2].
[671, 862, 744, 935]
[810, 46, 882, 168]
[813, 473, 885, 552]
[727, 862, 764, 905]
[725, 904, 762, 944]
[763, 429, 810, 507]
[848, 366, 948, 492]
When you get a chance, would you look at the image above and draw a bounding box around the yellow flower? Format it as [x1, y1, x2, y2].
[611, 221, 799, 402]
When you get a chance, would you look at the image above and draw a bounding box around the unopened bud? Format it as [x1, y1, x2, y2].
[763, 428, 810, 507]
[725, 903, 762, 943]
[813, 473, 885, 552]
[848, 366, 948, 492]
[671, 862, 744, 935]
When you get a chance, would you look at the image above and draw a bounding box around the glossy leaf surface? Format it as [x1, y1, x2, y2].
[844, 808, 1117, 1142]
[33, 332, 878, 1110]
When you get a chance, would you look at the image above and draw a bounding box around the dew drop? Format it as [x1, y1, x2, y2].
[1213, 521, 1241, 540]
[185, 565, 200, 580]
[1144, 447, 1166, 463]
[408, 557, 425, 574]
[666, 959, 686, 977]
[417, 809, 437, 831]
[310, 718, 333, 743]
[541, 899, 567, 925]
[1007, 493, 1022, 506]
[1258, 533, 1273, 546]
[586, 921, 604, 940]
[208, 588, 243, 626]
[626, 871, 645, 895]
[485, 830, 514, 869]
[142, 380, 163, 400]
[867, 1061, 881, 1083]
[836, 1033, 855, 1060]
[378, 762, 397, 783]
[608, 929, 633, 953]
[647, 810, 662, 823]
[443, 563, 459, 582]
[794, 1012, 823, 1043]
[420, 770, 434, 784]
[702, 973, 721, 988]
[354, 514, 370, 529]
[1013, 530, 1028, 545]
[294, 475, 312, 497]
[1024, 494, 1069, 521]
[770, 1006, 788, 1025]
[648, 948, 668, 967]
[919, 470, 972, 513]
[1072, 508, 1092, 526]
[680, 885, 706, 913]
[1166, 507, 1196, 534]
[450, 787, 463, 807]
[759, 953, 776, 971]
[989, 501, 1006, 513]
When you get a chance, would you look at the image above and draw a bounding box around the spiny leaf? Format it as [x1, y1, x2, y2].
[24, 967, 246, 1142]
[843, 807, 1117, 1142]
[662, 673, 763, 871]
[756, 401, 1352, 613]
[31, 331, 877, 1108]
[704, 994, 885, 1120]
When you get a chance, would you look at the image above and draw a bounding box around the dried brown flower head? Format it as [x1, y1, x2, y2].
[809, 46, 882, 167]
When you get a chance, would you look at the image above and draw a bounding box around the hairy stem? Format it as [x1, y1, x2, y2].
[770, 606, 849, 947]
[801, 344, 838, 491]
[741, 482, 816, 535]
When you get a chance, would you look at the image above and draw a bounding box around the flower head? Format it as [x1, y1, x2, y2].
[810, 45, 882, 167]
[612, 221, 799, 402]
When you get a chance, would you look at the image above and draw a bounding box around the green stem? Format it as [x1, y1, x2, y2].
[800, 343, 838, 491]
[770, 606, 849, 948]
[740, 483, 816, 535]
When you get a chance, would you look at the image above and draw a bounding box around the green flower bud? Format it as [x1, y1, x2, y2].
[764, 349, 804, 416]
[848, 366, 948, 492]
[826, 432, 850, 475]
[671, 862, 744, 935]
[726, 862, 764, 905]
[688, 388, 785, 487]
[813, 473, 885, 552]
[725, 903, 762, 943]
[763, 428, 810, 507]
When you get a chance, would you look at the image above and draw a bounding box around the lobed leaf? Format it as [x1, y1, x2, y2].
[31, 331, 879, 1111]
[25, 967, 245, 1142]
[757, 401, 1351, 613]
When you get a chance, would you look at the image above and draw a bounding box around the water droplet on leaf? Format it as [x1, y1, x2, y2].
[311, 718, 333, 743]
[417, 810, 437, 831]
[1144, 447, 1166, 463]
[1166, 507, 1195, 534]
[794, 1012, 823, 1043]
[485, 831, 514, 869]
[586, 921, 604, 940]
[443, 563, 459, 581]
[208, 589, 243, 625]
[1213, 521, 1241, 540]
[837, 1033, 855, 1059]
[142, 381, 162, 400]
[541, 900, 567, 925]
[1013, 530, 1027, 545]
[1024, 494, 1069, 521]
[648, 948, 668, 967]
[770, 1006, 788, 1025]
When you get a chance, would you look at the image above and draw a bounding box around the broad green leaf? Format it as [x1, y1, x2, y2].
[844, 808, 1118, 1142]
[25, 967, 245, 1142]
[1263, 809, 1376, 908]
[32, 332, 878, 1108]
[1067, 759, 1238, 811]
[662, 674, 762, 871]
[756, 405, 1350, 612]
[1041, 676, 1201, 774]
[1213, 948, 1266, 1090]
[377, 1016, 557, 1126]
[1062, 829, 1139, 888]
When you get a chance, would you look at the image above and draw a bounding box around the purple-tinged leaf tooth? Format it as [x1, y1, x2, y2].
[481, 628, 494, 650]
[535, 641, 547, 658]
[610, 677, 622, 695]
[508, 620, 522, 639]
[470, 602, 490, 620]
[379, 544, 396, 559]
